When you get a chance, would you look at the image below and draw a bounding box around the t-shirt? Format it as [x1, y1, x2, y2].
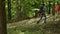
[39, 6, 46, 15]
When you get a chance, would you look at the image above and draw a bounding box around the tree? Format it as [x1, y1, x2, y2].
[8, 0, 11, 22]
[52, 0, 55, 21]
[34, 2, 39, 17]
[16, 0, 20, 21]
[52, 0, 55, 15]
[0, 0, 7, 34]
[48, 1, 52, 14]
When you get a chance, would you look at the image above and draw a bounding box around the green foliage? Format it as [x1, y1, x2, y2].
[5, 0, 60, 21]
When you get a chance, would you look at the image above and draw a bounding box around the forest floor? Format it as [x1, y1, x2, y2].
[7, 15, 60, 34]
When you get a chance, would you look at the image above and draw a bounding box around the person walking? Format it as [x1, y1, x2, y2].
[37, 4, 46, 25]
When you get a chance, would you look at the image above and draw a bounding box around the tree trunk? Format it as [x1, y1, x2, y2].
[48, 1, 51, 14]
[0, 0, 7, 34]
[34, 2, 39, 17]
[16, 0, 20, 21]
[8, 0, 11, 22]
[52, 1, 55, 15]
[52, 0, 55, 21]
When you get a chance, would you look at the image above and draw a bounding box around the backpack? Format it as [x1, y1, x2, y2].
[39, 6, 46, 15]
[55, 5, 60, 11]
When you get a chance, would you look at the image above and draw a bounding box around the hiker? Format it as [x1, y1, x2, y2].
[55, 3, 60, 17]
[37, 4, 46, 25]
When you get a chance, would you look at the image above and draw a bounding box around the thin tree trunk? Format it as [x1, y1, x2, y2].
[16, 0, 20, 21]
[52, 0, 55, 21]
[0, 0, 7, 34]
[34, 2, 39, 17]
[52, 1, 55, 15]
[48, 1, 52, 14]
[8, 0, 11, 22]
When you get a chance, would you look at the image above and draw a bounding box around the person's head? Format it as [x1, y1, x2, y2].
[42, 4, 45, 6]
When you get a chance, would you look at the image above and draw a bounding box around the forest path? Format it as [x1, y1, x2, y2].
[7, 15, 60, 34]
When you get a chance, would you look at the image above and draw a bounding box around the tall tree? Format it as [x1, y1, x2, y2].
[16, 0, 20, 21]
[8, 0, 11, 22]
[52, 0, 55, 15]
[0, 0, 7, 34]
[34, 2, 39, 17]
[48, 1, 51, 14]
[52, 0, 55, 21]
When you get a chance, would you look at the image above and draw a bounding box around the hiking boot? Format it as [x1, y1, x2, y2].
[37, 21, 39, 24]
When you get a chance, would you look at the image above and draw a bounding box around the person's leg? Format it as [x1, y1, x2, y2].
[59, 10, 60, 16]
[43, 14, 46, 24]
[55, 11, 57, 19]
[37, 15, 43, 24]
[58, 10, 60, 16]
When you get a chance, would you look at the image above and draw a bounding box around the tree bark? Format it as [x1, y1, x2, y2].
[0, 0, 7, 34]
[8, 0, 11, 21]
[52, 0, 55, 21]
[48, 1, 51, 14]
[52, 0, 55, 15]
[16, 0, 20, 21]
